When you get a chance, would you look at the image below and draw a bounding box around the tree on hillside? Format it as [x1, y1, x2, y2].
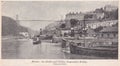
[70, 19, 79, 27]
[2, 16, 29, 36]
[2, 16, 19, 36]
[94, 26, 103, 32]
[60, 23, 66, 28]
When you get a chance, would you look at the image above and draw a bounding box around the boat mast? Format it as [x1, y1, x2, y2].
[83, 16, 86, 47]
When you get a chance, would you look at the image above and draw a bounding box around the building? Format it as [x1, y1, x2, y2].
[85, 12, 104, 21]
[97, 26, 118, 38]
[104, 5, 118, 12]
[19, 32, 29, 38]
[86, 20, 118, 29]
[64, 12, 105, 29]
[61, 29, 71, 36]
[65, 12, 85, 21]
[86, 27, 96, 37]
[65, 12, 85, 29]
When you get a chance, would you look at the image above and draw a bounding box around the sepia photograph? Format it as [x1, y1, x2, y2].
[1, 1, 118, 59]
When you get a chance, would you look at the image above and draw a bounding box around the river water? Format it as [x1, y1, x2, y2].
[2, 38, 114, 59]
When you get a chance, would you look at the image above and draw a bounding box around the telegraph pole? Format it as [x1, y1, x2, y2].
[40, 28, 42, 35]
[16, 14, 19, 23]
[16, 14, 20, 35]
[16, 14, 20, 27]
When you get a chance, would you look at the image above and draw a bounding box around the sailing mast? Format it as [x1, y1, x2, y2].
[83, 16, 86, 47]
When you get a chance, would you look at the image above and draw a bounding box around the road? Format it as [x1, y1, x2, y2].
[2, 38, 113, 59]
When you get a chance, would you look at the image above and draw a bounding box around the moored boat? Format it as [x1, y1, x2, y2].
[69, 38, 118, 58]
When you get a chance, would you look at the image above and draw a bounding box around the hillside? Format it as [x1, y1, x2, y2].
[2, 16, 28, 36]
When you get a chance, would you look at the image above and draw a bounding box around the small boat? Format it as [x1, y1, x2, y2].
[32, 35, 41, 45]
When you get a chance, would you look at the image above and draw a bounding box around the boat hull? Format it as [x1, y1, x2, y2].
[70, 44, 118, 58]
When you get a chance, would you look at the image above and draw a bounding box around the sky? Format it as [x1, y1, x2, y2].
[2, 1, 118, 30]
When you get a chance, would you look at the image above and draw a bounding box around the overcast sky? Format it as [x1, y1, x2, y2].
[2, 1, 118, 30]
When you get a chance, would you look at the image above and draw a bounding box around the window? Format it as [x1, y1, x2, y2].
[101, 34, 103, 37]
[107, 34, 109, 37]
[114, 34, 116, 37]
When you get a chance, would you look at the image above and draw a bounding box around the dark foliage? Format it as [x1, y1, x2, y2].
[60, 23, 66, 28]
[94, 26, 103, 32]
[70, 19, 79, 27]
